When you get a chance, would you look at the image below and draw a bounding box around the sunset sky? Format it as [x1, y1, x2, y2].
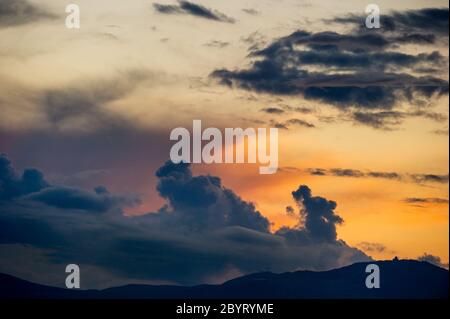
[0, 0, 448, 288]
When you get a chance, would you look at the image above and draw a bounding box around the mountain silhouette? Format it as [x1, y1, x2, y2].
[1, 260, 448, 299]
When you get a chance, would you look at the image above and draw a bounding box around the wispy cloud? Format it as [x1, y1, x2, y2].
[285, 167, 449, 185]
[0, 0, 57, 27]
[153, 1, 235, 23]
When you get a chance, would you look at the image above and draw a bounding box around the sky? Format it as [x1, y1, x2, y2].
[0, 0, 448, 289]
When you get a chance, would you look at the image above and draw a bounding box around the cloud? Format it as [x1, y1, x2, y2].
[153, 3, 184, 14]
[417, 253, 449, 269]
[357, 242, 387, 253]
[0, 156, 369, 287]
[153, 161, 270, 232]
[211, 8, 449, 128]
[0, 0, 56, 27]
[410, 174, 449, 184]
[0, 154, 140, 212]
[27, 186, 140, 213]
[153, 1, 235, 23]
[283, 106, 314, 114]
[266, 117, 315, 130]
[284, 118, 315, 128]
[0, 154, 49, 200]
[204, 40, 230, 48]
[329, 168, 365, 178]
[0, 70, 157, 132]
[432, 128, 449, 136]
[272, 122, 289, 130]
[240, 31, 267, 52]
[276, 185, 344, 243]
[41, 70, 153, 130]
[261, 107, 284, 115]
[285, 205, 295, 217]
[303, 167, 448, 185]
[352, 110, 447, 130]
[331, 8, 449, 40]
[242, 8, 259, 16]
[403, 197, 449, 205]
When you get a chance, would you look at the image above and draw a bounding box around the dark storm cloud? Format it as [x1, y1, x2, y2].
[302, 168, 448, 185]
[153, 1, 235, 23]
[0, 0, 56, 27]
[211, 8, 449, 128]
[277, 185, 344, 243]
[331, 8, 449, 38]
[153, 161, 270, 232]
[27, 186, 140, 213]
[0, 154, 139, 212]
[0, 156, 369, 287]
[0, 70, 157, 133]
[0, 154, 49, 200]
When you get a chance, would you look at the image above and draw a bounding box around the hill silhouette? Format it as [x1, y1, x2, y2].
[0, 260, 448, 299]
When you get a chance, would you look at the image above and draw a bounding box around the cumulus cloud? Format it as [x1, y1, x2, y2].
[276, 185, 343, 243]
[153, 1, 235, 23]
[0, 0, 56, 27]
[0, 154, 140, 212]
[204, 40, 230, 48]
[0, 156, 369, 287]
